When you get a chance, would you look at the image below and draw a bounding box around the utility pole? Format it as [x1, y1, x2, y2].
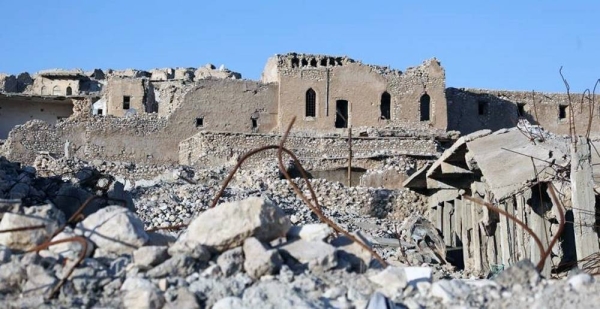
[347, 126, 352, 186]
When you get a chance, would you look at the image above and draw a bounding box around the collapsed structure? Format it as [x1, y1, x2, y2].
[2, 53, 596, 187]
[404, 123, 600, 277]
[1, 52, 600, 277]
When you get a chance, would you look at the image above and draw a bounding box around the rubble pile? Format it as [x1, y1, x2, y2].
[1, 155, 600, 308]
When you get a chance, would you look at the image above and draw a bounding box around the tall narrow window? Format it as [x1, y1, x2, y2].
[420, 94, 430, 121]
[305, 88, 316, 117]
[52, 86, 61, 96]
[478, 100, 488, 116]
[123, 96, 131, 109]
[66, 86, 72, 96]
[380, 92, 391, 120]
[517, 103, 526, 117]
[41, 86, 47, 95]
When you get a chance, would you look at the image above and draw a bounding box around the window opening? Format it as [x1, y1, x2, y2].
[306, 88, 316, 117]
[478, 100, 488, 116]
[517, 103, 526, 117]
[123, 96, 131, 109]
[196, 117, 204, 127]
[559, 105, 567, 119]
[380, 92, 391, 120]
[420, 94, 431, 121]
[335, 100, 349, 128]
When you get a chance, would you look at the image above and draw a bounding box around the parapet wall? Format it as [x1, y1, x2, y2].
[179, 131, 439, 167]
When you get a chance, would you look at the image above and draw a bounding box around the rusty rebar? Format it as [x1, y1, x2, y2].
[277, 116, 388, 267]
[0, 224, 46, 234]
[31, 195, 127, 253]
[209, 145, 322, 213]
[28, 236, 89, 299]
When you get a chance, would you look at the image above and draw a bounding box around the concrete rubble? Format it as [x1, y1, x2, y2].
[0, 121, 599, 308]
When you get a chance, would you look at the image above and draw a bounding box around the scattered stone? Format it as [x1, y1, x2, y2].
[22, 264, 58, 296]
[164, 287, 200, 309]
[48, 226, 94, 260]
[133, 246, 169, 269]
[178, 197, 291, 252]
[0, 261, 25, 293]
[122, 286, 165, 309]
[430, 279, 471, 303]
[243, 280, 325, 308]
[212, 296, 246, 309]
[278, 239, 337, 272]
[75, 205, 149, 255]
[0, 204, 65, 251]
[167, 240, 211, 261]
[146, 254, 196, 278]
[493, 259, 541, 289]
[0, 245, 12, 263]
[217, 247, 245, 277]
[332, 234, 373, 272]
[243, 237, 283, 279]
[568, 273, 594, 291]
[287, 223, 333, 241]
[368, 266, 407, 298]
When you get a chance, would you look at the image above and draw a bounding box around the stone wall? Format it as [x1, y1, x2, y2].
[178, 131, 438, 168]
[447, 88, 600, 137]
[0, 95, 73, 139]
[266, 53, 447, 134]
[1, 79, 280, 165]
[106, 77, 147, 116]
[33, 77, 81, 96]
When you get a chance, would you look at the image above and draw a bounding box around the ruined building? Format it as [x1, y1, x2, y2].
[0, 52, 597, 187]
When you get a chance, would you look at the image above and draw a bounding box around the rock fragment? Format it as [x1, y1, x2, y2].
[242, 237, 282, 279]
[278, 239, 337, 272]
[75, 205, 148, 255]
[178, 197, 290, 252]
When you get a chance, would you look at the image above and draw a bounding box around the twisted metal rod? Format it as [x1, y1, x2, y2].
[277, 116, 388, 267]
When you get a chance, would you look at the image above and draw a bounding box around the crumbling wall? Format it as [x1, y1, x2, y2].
[175, 79, 278, 133]
[272, 53, 447, 134]
[2, 79, 279, 165]
[0, 74, 18, 92]
[447, 88, 600, 137]
[178, 131, 437, 167]
[1, 116, 169, 164]
[0, 96, 74, 139]
[32, 75, 81, 96]
[106, 77, 146, 116]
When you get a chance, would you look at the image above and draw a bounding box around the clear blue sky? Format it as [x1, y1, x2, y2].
[1, 0, 598, 92]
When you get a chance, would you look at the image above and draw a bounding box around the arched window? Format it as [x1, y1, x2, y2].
[420, 93, 431, 121]
[52, 86, 61, 96]
[41, 86, 47, 95]
[305, 88, 316, 117]
[380, 92, 391, 120]
[66, 86, 72, 96]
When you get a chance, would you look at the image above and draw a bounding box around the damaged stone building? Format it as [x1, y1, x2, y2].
[2, 52, 599, 189]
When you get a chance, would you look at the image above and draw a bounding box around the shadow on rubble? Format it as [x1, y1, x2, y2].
[2, 158, 135, 226]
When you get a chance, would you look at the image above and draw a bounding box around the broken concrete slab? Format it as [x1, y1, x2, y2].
[278, 239, 337, 272]
[178, 197, 291, 252]
[75, 205, 149, 255]
[0, 204, 65, 251]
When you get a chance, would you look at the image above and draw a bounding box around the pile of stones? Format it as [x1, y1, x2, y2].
[1, 155, 600, 308]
